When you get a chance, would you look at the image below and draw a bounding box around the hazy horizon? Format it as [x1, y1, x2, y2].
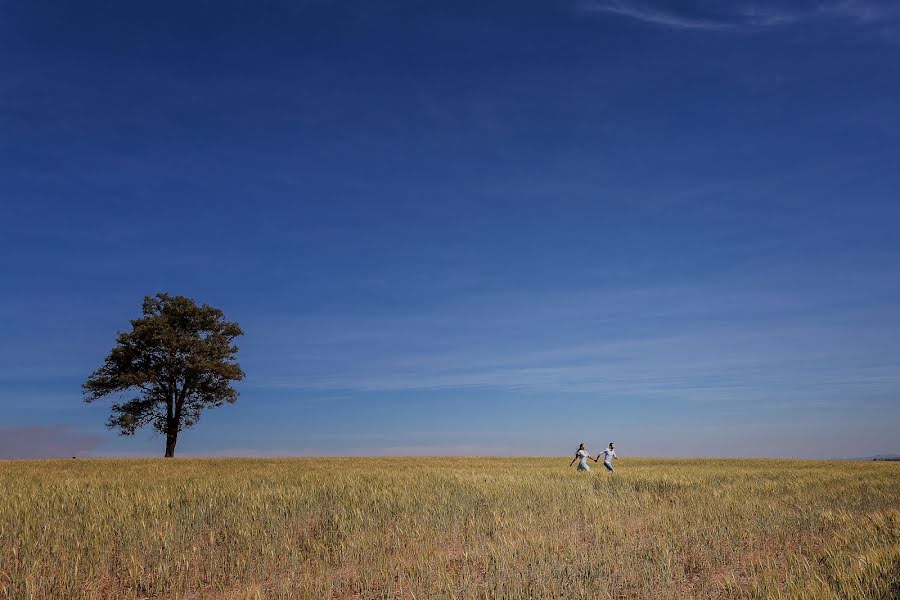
[2, 439, 899, 461]
[2, 0, 899, 459]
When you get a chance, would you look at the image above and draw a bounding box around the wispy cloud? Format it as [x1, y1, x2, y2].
[246, 274, 900, 408]
[579, 0, 900, 31]
[821, 0, 900, 23]
[580, 2, 738, 30]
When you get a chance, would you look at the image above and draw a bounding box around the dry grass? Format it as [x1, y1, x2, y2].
[1, 457, 898, 599]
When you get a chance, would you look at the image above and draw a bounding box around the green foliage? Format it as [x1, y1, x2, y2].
[82, 293, 244, 456]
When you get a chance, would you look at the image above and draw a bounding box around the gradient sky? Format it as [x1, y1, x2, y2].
[2, 0, 899, 459]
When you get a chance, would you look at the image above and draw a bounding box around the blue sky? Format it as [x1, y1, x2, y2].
[1, 0, 899, 458]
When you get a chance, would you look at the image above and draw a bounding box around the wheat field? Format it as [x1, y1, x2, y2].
[1, 457, 898, 599]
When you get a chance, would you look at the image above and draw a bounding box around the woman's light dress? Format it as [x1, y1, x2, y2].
[576, 449, 590, 471]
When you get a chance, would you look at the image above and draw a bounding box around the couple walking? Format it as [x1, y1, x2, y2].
[570, 442, 617, 472]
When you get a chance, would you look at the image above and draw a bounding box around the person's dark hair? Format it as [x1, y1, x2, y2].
[578, 443, 586, 451]
[609, 442, 614, 447]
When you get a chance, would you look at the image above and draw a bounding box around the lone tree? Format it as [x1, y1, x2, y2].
[84, 293, 244, 457]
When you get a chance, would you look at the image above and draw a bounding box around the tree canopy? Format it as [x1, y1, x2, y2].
[83, 293, 244, 457]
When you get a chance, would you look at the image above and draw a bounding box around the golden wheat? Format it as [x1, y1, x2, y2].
[1, 457, 898, 599]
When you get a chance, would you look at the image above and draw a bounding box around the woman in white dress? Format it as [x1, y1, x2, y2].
[569, 443, 595, 471]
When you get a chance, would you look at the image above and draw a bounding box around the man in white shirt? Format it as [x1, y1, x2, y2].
[595, 442, 618, 472]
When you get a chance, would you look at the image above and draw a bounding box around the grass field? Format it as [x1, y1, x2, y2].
[1, 457, 898, 599]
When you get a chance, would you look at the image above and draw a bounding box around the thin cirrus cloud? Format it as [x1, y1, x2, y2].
[248, 278, 900, 408]
[578, 0, 900, 31]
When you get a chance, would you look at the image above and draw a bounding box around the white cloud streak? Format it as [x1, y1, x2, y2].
[579, 0, 900, 31]
[580, 2, 736, 30]
[245, 276, 900, 409]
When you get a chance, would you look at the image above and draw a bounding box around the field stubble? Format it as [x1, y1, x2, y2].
[1, 457, 898, 599]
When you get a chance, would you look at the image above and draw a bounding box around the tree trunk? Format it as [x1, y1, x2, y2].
[164, 393, 178, 457]
[165, 429, 178, 457]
